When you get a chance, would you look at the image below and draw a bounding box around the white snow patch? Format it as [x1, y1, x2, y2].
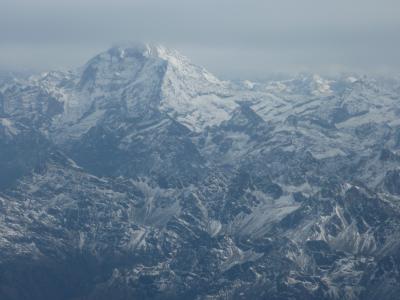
[0, 118, 19, 136]
[207, 220, 222, 237]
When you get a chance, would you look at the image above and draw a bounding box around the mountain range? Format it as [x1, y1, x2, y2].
[1, 43, 400, 300]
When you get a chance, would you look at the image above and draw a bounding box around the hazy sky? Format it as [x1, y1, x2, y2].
[1, 0, 400, 79]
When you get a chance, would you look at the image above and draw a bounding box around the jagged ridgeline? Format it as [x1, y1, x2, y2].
[1, 43, 400, 300]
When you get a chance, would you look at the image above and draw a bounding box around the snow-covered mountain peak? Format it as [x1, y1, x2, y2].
[12, 43, 235, 137]
[87, 43, 234, 132]
[107, 42, 184, 60]
[291, 73, 333, 96]
[76, 43, 224, 90]
[101, 42, 223, 85]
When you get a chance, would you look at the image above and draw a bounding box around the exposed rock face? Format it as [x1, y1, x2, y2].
[1, 44, 400, 300]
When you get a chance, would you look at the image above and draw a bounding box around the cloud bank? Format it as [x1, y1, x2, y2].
[1, 0, 399, 79]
